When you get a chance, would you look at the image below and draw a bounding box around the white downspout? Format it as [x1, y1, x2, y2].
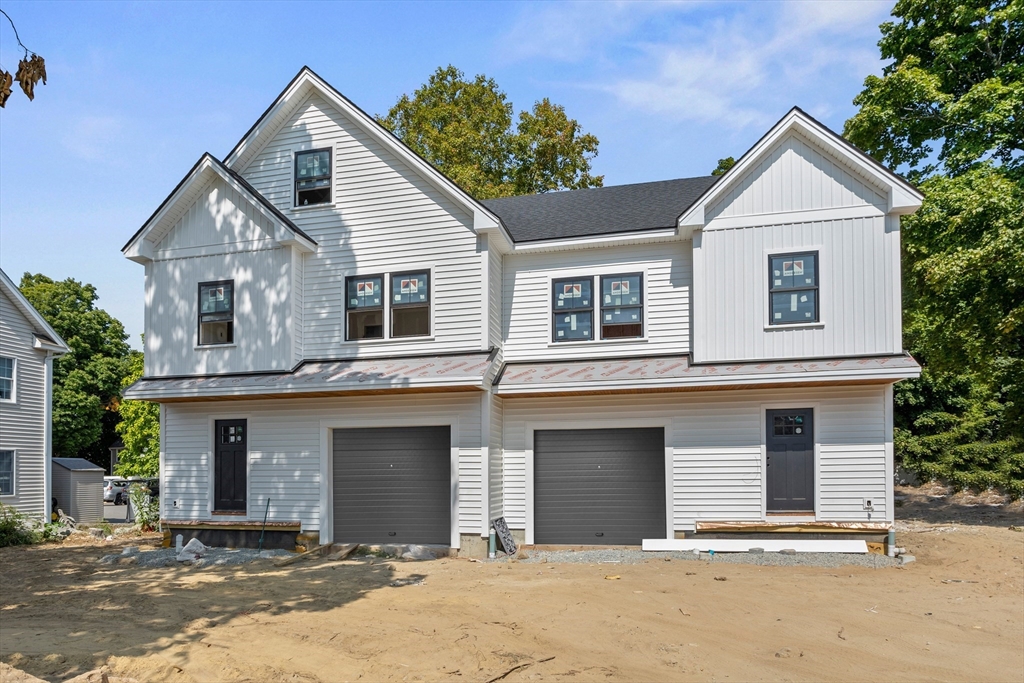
[43, 353, 54, 522]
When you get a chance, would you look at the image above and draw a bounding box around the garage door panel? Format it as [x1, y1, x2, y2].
[333, 426, 450, 545]
[535, 427, 666, 545]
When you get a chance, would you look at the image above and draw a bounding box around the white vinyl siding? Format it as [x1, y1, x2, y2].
[706, 132, 886, 221]
[501, 385, 889, 533]
[489, 241, 503, 349]
[161, 393, 483, 534]
[239, 93, 483, 360]
[489, 393, 504, 523]
[146, 246, 294, 376]
[503, 242, 691, 361]
[0, 290, 47, 519]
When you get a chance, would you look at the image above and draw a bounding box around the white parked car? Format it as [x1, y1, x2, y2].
[103, 477, 129, 505]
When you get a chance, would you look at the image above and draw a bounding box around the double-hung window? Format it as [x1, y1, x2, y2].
[600, 273, 643, 339]
[0, 450, 13, 496]
[769, 252, 819, 325]
[552, 277, 593, 342]
[346, 275, 384, 340]
[198, 281, 234, 345]
[0, 357, 14, 401]
[391, 272, 430, 337]
[295, 149, 331, 207]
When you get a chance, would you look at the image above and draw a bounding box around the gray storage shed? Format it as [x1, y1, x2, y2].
[52, 458, 104, 523]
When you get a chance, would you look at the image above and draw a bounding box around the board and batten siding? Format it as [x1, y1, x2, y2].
[238, 92, 485, 359]
[694, 214, 901, 363]
[0, 289, 47, 519]
[161, 393, 484, 536]
[705, 132, 886, 221]
[145, 246, 295, 376]
[502, 242, 692, 362]
[501, 385, 890, 533]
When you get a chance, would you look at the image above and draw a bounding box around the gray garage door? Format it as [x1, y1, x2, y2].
[333, 426, 450, 545]
[534, 428, 666, 545]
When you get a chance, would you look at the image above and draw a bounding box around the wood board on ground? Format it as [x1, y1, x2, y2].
[493, 517, 517, 556]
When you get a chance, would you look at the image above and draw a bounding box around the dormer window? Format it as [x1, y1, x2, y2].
[198, 281, 234, 345]
[295, 149, 331, 206]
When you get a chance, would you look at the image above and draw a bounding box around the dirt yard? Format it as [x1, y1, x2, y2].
[2, 485, 1022, 683]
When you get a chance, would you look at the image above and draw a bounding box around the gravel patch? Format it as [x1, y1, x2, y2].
[499, 548, 900, 569]
[98, 547, 291, 568]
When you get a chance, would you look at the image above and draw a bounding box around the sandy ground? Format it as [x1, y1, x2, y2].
[1, 485, 1022, 683]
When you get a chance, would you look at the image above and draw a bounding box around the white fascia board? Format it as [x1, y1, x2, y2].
[124, 377, 488, 401]
[677, 108, 922, 235]
[512, 228, 679, 254]
[494, 365, 921, 396]
[0, 268, 70, 352]
[224, 68, 508, 245]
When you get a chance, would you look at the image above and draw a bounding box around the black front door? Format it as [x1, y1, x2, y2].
[766, 409, 814, 512]
[214, 419, 247, 512]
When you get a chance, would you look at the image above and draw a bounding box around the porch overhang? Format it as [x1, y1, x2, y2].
[123, 352, 496, 402]
[493, 353, 921, 397]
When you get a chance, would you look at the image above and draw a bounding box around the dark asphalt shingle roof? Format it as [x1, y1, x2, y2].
[52, 458, 104, 471]
[482, 176, 720, 243]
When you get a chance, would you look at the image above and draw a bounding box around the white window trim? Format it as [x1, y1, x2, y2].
[194, 343, 237, 351]
[546, 267, 650, 347]
[0, 449, 15, 497]
[0, 356, 15, 403]
[206, 413, 253, 520]
[344, 265, 437, 344]
[759, 402, 821, 521]
[763, 245, 826, 330]
[290, 145, 336, 210]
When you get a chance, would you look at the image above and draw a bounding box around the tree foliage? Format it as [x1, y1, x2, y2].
[19, 274, 131, 464]
[710, 157, 737, 176]
[845, 0, 1024, 494]
[378, 65, 603, 199]
[114, 348, 160, 477]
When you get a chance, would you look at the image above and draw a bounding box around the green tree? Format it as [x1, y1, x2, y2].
[710, 157, 736, 176]
[379, 65, 603, 199]
[844, 0, 1024, 494]
[114, 347, 159, 477]
[19, 274, 131, 465]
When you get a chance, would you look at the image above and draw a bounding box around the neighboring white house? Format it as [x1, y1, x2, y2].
[0, 268, 69, 521]
[123, 67, 922, 553]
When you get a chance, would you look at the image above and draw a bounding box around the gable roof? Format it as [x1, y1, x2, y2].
[221, 66, 512, 249]
[678, 107, 923, 234]
[52, 457, 104, 471]
[482, 176, 719, 243]
[0, 268, 69, 355]
[121, 153, 317, 263]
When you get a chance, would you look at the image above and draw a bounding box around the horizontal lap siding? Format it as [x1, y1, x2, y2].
[239, 93, 482, 360]
[162, 393, 482, 533]
[0, 290, 47, 519]
[146, 247, 294, 376]
[489, 394, 503, 522]
[503, 243, 691, 362]
[501, 386, 887, 531]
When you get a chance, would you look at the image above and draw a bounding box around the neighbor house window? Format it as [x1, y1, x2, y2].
[552, 277, 593, 342]
[391, 272, 430, 337]
[346, 275, 384, 340]
[769, 252, 818, 324]
[600, 273, 643, 339]
[295, 148, 331, 206]
[198, 281, 234, 345]
[0, 450, 13, 496]
[0, 357, 13, 401]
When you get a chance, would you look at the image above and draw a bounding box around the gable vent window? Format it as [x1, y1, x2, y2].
[769, 252, 818, 324]
[0, 357, 13, 401]
[198, 281, 234, 345]
[600, 273, 643, 339]
[346, 275, 384, 340]
[391, 272, 430, 337]
[295, 149, 331, 206]
[552, 277, 593, 342]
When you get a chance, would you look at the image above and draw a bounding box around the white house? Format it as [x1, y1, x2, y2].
[0, 268, 69, 521]
[122, 67, 921, 554]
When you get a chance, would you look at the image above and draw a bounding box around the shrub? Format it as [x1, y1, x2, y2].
[128, 483, 159, 532]
[0, 503, 39, 547]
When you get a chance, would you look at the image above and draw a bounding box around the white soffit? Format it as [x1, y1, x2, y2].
[677, 107, 923, 238]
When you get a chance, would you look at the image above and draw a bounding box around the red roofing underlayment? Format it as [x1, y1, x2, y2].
[494, 353, 921, 394]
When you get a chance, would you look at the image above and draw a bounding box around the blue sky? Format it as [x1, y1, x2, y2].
[0, 0, 893, 347]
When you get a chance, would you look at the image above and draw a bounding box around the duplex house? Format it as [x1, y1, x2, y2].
[0, 268, 69, 521]
[123, 68, 921, 553]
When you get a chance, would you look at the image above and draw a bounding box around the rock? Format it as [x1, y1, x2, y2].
[749, 548, 765, 554]
[177, 538, 207, 562]
[0, 661, 48, 683]
[517, 550, 530, 560]
[121, 546, 140, 555]
[775, 648, 793, 658]
[89, 528, 104, 538]
[714, 576, 727, 581]
[780, 549, 797, 555]
[118, 556, 138, 566]
[402, 545, 436, 561]
[259, 550, 276, 559]
[105, 535, 115, 541]
[900, 554, 916, 565]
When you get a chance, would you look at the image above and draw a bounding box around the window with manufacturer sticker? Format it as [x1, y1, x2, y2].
[600, 273, 643, 339]
[773, 414, 806, 435]
[219, 424, 245, 445]
[769, 252, 818, 325]
[552, 278, 592, 341]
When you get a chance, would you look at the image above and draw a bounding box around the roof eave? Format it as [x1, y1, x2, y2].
[0, 268, 70, 353]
